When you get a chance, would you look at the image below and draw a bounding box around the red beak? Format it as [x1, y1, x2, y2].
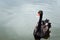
[37, 13, 40, 16]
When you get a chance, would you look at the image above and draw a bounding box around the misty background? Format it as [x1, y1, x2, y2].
[0, 0, 60, 40]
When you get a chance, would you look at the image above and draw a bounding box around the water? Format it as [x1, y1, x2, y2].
[0, 0, 60, 40]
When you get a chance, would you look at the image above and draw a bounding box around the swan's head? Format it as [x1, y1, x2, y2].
[37, 10, 43, 16]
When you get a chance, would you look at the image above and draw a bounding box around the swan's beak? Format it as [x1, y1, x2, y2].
[37, 13, 40, 16]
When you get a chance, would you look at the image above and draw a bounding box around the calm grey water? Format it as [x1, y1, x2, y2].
[0, 0, 60, 40]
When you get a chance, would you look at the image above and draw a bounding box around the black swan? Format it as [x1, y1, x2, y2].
[33, 10, 51, 40]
